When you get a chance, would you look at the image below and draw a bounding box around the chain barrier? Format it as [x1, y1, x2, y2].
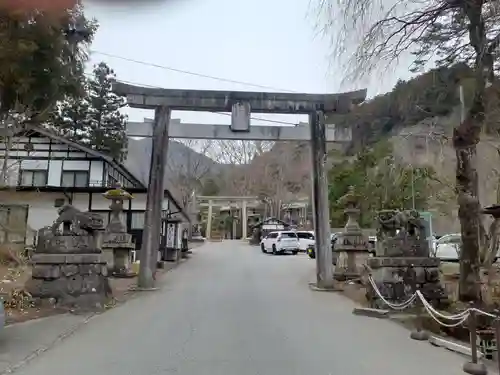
[367, 275, 498, 323]
[367, 273, 500, 373]
[367, 275, 417, 310]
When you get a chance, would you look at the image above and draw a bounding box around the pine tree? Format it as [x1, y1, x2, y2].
[87, 62, 128, 161]
[50, 78, 92, 142]
[52, 62, 128, 161]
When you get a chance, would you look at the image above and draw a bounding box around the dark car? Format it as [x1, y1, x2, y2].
[307, 233, 338, 263]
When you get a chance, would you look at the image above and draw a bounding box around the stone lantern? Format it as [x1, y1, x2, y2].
[334, 186, 370, 281]
[101, 185, 136, 277]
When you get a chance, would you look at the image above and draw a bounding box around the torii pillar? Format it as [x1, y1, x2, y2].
[113, 83, 366, 290]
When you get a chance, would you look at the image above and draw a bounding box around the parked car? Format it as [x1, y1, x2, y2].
[432, 233, 500, 262]
[296, 231, 315, 252]
[260, 231, 300, 255]
[306, 233, 339, 262]
[368, 235, 377, 255]
[433, 233, 461, 261]
[0, 300, 4, 329]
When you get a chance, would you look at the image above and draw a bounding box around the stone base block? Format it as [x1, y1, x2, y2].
[164, 247, 178, 262]
[334, 250, 370, 281]
[366, 256, 447, 309]
[367, 256, 440, 268]
[27, 256, 111, 310]
[352, 307, 390, 318]
[463, 362, 487, 375]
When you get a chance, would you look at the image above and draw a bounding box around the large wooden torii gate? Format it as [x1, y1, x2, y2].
[113, 83, 366, 290]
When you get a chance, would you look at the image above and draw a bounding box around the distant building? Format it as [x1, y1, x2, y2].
[0, 124, 189, 253]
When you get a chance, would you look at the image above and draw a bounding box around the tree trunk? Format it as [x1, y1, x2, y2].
[455, 0, 492, 302]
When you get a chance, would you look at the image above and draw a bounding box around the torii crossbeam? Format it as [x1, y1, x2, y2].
[113, 82, 366, 291]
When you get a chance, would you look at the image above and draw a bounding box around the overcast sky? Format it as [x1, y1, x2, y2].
[83, 0, 416, 127]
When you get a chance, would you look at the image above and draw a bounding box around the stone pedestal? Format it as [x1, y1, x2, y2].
[27, 253, 109, 309]
[365, 210, 447, 309]
[165, 247, 178, 262]
[26, 206, 111, 310]
[334, 208, 370, 281]
[101, 188, 136, 277]
[102, 232, 135, 277]
[366, 256, 443, 309]
[334, 187, 370, 281]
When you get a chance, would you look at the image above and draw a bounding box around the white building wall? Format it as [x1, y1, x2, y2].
[47, 160, 63, 186]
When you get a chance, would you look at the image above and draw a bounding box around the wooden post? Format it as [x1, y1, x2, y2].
[463, 304, 487, 375]
[309, 111, 334, 289]
[137, 106, 171, 290]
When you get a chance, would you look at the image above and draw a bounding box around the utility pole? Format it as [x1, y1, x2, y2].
[138, 106, 171, 289]
[310, 111, 334, 289]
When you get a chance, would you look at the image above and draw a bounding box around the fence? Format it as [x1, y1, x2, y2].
[366, 273, 498, 375]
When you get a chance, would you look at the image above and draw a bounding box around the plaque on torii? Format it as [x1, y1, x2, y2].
[112, 82, 366, 290]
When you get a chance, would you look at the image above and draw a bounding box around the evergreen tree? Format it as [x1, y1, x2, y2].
[52, 62, 128, 161]
[87, 62, 128, 161]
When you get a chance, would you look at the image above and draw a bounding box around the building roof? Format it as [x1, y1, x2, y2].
[25, 124, 145, 189]
[251, 217, 289, 229]
[20, 124, 190, 222]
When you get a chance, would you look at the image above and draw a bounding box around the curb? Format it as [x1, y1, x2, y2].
[352, 307, 390, 318]
[0, 313, 97, 374]
[308, 282, 343, 292]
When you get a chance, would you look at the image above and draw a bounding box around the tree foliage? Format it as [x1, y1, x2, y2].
[328, 141, 436, 227]
[51, 62, 128, 161]
[0, 5, 97, 123]
[318, 0, 500, 302]
[330, 64, 471, 151]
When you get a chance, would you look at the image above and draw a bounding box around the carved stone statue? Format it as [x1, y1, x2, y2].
[365, 208, 446, 309]
[51, 205, 104, 235]
[26, 205, 110, 310]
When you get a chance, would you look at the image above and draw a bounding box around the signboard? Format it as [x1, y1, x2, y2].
[262, 224, 284, 230]
[166, 224, 175, 248]
[419, 211, 433, 250]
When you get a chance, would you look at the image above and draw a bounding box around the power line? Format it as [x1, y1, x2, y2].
[83, 72, 300, 126]
[90, 50, 298, 93]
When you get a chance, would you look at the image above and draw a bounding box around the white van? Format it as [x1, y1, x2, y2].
[296, 231, 315, 252]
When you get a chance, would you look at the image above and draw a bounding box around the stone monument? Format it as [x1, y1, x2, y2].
[365, 209, 446, 309]
[101, 187, 136, 277]
[26, 205, 111, 309]
[334, 186, 370, 281]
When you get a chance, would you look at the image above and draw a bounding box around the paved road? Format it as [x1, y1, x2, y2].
[13, 241, 466, 375]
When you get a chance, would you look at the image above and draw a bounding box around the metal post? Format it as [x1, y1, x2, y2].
[137, 106, 171, 290]
[207, 200, 213, 240]
[309, 111, 334, 289]
[242, 200, 248, 239]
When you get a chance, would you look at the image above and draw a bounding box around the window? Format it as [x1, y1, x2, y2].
[20, 170, 47, 187]
[297, 232, 314, 240]
[108, 176, 118, 188]
[131, 212, 145, 229]
[280, 232, 298, 239]
[62, 171, 88, 187]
